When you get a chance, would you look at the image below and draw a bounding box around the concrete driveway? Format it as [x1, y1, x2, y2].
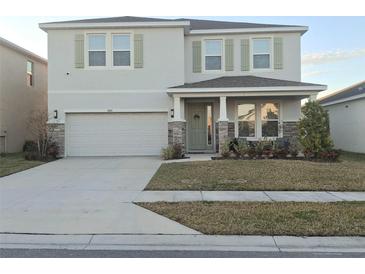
[0, 157, 199, 235]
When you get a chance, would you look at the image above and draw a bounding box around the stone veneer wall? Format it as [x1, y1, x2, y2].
[168, 121, 186, 153]
[217, 121, 229, 154]
[283, 121, 299, 139]
[228, 122, 235, 139]
[215, 122, 235, 152]
[48, 123, 65, 158]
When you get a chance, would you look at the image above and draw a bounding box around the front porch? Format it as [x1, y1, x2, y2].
[167, 76, 326, 154]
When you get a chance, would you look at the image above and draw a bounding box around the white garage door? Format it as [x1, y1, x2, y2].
[66, 113, 168, 156]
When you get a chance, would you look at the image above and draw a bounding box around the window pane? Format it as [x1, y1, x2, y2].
[261, 103, 279, 120]
[238, 104, 255, 121]
[88, 35, 105, 50]
[253, 38, 270, 54]
[89, 51, 106, 66]
[253, 54, 270, 69]
[238, 104, 256, 137]
[27, 61, 33, 74]
[205, 40, 222, 55]
[239, 121, 255, 137]
[205, 56, 221, 70]
[113, 35, 130, 50]
[207, 105, 212, 145]
[262, 121, 279, 137]
[113, 51, 131, 66]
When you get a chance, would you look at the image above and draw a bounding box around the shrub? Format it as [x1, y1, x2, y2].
[255, 141, 265, 158]
[161, 146, 175, 160]
[299, 101, 333, 158]
[272, 140, 288, 159]
[233, 139, 248, 158]
[319, 149, 341, 162]
[161, 144, 185, 160]
[220, 140, 231, 158]
[47, 142, 60, 160]
[288, 138, 299, 157]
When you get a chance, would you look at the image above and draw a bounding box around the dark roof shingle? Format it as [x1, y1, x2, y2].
[42, 16, 305, 30]
[319, 81, 365, 104]
[170, 76, 323, 89]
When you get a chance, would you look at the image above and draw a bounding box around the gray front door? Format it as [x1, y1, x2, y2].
[187, 103, 207, 151]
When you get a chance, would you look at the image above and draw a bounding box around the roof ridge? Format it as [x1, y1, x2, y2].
[318, 80, 365, 102]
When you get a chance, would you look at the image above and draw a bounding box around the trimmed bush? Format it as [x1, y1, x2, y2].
[161, 144, 185, 160]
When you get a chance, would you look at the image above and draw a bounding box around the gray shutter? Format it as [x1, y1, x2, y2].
[225, 39, 234, 71]
[75, 34, 84, 68]
[134, 34, 144, 68]
[241, 39, 250, 71]
[274, 37, 283, 69]
[192, 41, 202, 73]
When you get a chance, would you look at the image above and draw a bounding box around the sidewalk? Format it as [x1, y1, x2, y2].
[134, 191, 365, 203]
[1, 234, 364, 253]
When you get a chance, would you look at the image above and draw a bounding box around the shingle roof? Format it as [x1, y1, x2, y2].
[42, 16, 304, 30]
[170, 76, 323, 89]
[319, 80, 365, 105]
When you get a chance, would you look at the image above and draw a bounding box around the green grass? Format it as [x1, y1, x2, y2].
[138, 201, 365, 236]
[0, 153, 44, 177]
[146, 155, 365, 191]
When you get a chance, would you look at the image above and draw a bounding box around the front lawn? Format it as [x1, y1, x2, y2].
[0, 153, 44, 177]
[146, 156, 365, 191]
[138, 201, 365, 236]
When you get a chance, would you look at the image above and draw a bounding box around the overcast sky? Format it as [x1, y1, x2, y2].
[0, 16, 364, 98]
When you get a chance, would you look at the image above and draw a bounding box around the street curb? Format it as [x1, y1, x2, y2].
[1, 234, 364, 253]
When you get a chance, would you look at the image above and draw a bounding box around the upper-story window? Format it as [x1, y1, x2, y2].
[26, 61, 33, 86]
[112, 34, 131, 67]
[88, 34, 106, 66]
[252, 38, 271, 69]
[205, 40, 222, 70]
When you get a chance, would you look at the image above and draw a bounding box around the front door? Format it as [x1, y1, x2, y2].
[187, 103, 211, 151]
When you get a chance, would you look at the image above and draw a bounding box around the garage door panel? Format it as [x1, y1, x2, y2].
[66, 113, 167, 156]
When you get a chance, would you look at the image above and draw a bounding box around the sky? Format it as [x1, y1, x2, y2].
[0, 16, 364, 98]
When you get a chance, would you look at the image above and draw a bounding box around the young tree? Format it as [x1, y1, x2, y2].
[299, 100, 333, 158]
[27, 110, 55, 160]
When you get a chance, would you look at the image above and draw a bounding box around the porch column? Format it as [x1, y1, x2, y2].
[218, 96, 228, 122]
[217, 96, 229, 154]
[168, 95, 186, 153]
[173, 95, 182, 121]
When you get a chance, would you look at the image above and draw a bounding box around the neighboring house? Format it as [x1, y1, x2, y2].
[319, 81, 365, 153]
[0, 37, 48, 153]
[39, 16, 326, 157]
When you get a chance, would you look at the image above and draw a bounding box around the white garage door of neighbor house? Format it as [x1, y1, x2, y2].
[66, 113, 168, 156]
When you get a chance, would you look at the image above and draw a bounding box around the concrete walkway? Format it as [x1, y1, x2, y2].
[1, 234, 364, 253]
[134, 191, 365, 203]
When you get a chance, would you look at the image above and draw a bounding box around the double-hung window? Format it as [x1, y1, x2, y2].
[237, 104, 256, 137]
[261, 103, 279, 137]
[253, 38, 271, 69]
[112, 34, 131, 67]
[205, 40, 222, 70]
[88, 34, 106, 66]
[26, 61, 33, 87]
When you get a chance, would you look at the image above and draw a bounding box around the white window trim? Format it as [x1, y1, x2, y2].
[86, 33, 107, 69]
[111, 33, 133, 69]
[251, 37, 273, 71]
[26, 60, 34, 87]
[203, 38, 224, 73]
[235, 99, 283, 140]
[84, 31, 134, 70]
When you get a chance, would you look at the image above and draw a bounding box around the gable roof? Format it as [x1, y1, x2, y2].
[39, 16, 307, 34]
[0, 37, 47, 64]
[170, 76, 324, 89]
[319, 80, 365, 105]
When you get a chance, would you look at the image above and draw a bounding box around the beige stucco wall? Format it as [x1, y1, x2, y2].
[0, 44, 48, 153]
[47, 27, 185, 123]
[324, 98, 365, 153]
[184, 32, 302, 83]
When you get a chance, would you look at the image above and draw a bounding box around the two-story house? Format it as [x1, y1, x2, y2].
[0, 37, 48, 153]
[39, 16, 326, 157]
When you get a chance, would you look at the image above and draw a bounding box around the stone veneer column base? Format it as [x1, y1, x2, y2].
[217, 121, 229, 154]
[47, 123, 65, 158]
[168, 121, 186, 153]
